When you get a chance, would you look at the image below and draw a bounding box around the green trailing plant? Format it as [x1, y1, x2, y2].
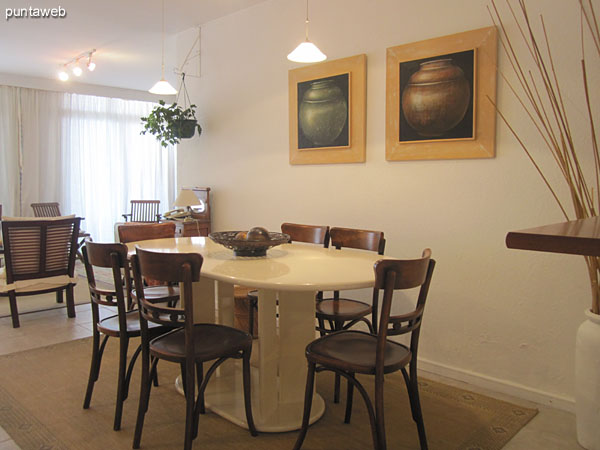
[141, 100, 202, 147]
[489, 0, 600, 314]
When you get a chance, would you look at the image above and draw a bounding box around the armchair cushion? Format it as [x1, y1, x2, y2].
[0, 267, 77, 293]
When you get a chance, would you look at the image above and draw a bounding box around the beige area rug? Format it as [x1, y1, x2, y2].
[0, 338, 537, 450]
[0, 262, 113, 318]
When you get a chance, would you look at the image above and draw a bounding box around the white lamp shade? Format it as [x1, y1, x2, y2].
[149, 79, 177, 95]
[287, 41, 326, 63]
[174, 189, 201, 208]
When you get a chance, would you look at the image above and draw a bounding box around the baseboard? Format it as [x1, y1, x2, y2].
[418, 357, 575, 413]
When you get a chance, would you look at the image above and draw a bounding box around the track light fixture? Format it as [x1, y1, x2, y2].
[58, 49, 96, 82]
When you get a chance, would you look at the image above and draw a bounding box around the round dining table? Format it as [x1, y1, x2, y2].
[129, 236, 385, 432]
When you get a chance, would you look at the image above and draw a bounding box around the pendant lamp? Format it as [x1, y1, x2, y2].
[149, 0, 177, 95]
[287, 0, 326, 63]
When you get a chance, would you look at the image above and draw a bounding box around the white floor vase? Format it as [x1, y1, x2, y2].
[576, 309, 600, 450]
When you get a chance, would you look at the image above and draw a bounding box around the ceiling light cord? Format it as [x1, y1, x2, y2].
[305, 0, 309, 41]
[160, 0, 166, 78]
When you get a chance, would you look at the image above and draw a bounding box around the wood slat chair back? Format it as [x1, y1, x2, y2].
[3, 218, 80, 280]
[0, 217, 81, 327]
[293, 249, 436, 450]
[31, 202, 61, 217]
[123, 200, 161, 223]
[281, 222, 330, 247]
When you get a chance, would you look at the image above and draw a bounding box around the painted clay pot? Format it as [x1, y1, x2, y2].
[299, 80, 347, 146]
[401, 58, 470, 137]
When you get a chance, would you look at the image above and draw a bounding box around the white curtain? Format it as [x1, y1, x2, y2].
[0, 86, 177, 242]
[0, 86, 21, 216]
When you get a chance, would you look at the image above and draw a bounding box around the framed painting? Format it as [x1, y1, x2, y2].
[385, 26, 498, 161]
[289, 54, 366, 165]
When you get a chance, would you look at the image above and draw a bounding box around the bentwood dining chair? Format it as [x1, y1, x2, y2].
[131, 248, 257, 450]
[117, 221, 180, 308]
[293, 250, 436, 450]
[244, 222, 330, 335]
[31, 202, 92, 261]
[0, 216, 81, 328]
[316, 226, 385, 403]
[122, 200, 161, 223]
[81, 242, 168, 431]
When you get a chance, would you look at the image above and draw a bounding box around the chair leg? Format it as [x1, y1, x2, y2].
[66, 285, 76, 318]
[113, 336, 130, 431]
[292, 362, 316, 450]
[242, 351, 258, 436]
[406, 364, 428, 450]
[192, 362, 205, 440]
[374, 372, 387, 450]
[8, 291, 19, 328]
[133, 351, 155, 449]
[183, 362, 196, 450]
[248, 295, 257, 337]
[344, 372, 355, 424]
[56, 290, 63, 303]
[333, 320, 343, 404]
[83, 332, 108, 409]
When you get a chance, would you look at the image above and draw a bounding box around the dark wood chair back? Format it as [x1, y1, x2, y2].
[123, 200, 161, 223]
[373, 249, 435, 362]
[281, 222, 330, 247]
[82, 242, 130, 327]
[31, 202, 62, 217]
[1, 217, 81, 327]
[131, 248, 202, 332]
[329, 227, 385, 254]
[118, 221, 176, 244]
[2, 217, 81, 282]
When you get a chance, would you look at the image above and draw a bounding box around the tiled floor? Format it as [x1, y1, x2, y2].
[0, 282, 584, 450]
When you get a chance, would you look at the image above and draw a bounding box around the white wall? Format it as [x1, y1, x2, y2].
[176, 0, 597, 409]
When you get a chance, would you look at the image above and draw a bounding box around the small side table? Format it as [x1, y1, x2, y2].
[172, 219, 211, 237]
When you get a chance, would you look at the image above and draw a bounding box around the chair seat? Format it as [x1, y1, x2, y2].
[316, 298, 372, 321]
[0, 267, 77, 293]
[97, 310, 164, 337]
[306, 330, 411, 375]
[150, 324, 252, 363]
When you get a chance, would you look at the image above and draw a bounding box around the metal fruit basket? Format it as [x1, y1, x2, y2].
[209, 231, 290, 257]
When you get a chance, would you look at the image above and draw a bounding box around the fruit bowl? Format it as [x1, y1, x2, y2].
[209, 231, 290, 257]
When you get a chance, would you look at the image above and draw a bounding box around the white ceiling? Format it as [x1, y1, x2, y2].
[0, 0, 269, 91]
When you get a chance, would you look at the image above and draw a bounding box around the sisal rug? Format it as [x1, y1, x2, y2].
[0, 338, 537, 450]
[0, 262, 113, 318]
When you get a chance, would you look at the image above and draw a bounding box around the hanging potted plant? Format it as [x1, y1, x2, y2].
[140, 74, 202, 147]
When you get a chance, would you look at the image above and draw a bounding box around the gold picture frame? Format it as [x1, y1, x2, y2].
[385, 26, 498, 161]
[289, 54, 366, 165]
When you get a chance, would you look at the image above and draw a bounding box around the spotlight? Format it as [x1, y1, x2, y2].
[87, 51, 95, 71]
[59, 49, 97, 80]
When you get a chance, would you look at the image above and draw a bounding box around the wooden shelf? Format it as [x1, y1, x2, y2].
[506, 216, 600, 257]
